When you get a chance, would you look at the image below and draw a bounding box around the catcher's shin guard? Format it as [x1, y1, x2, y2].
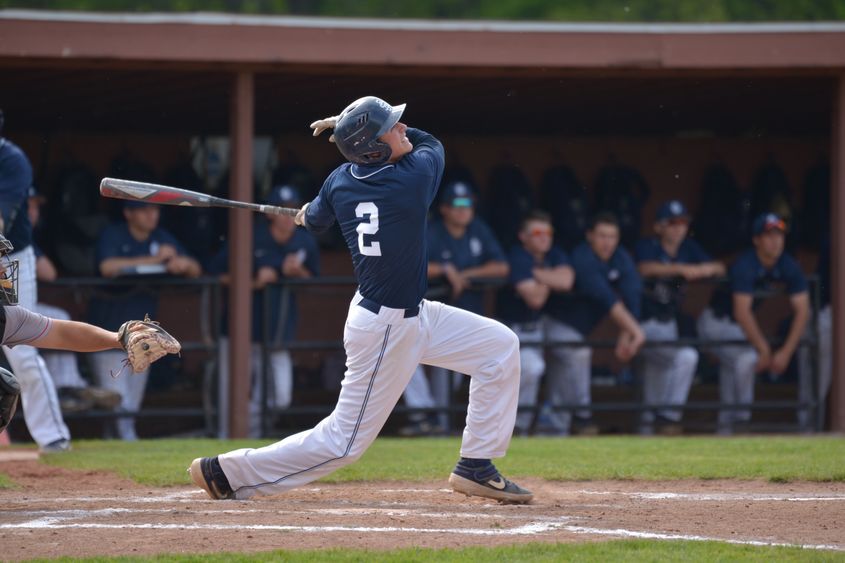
[188, 457, 234, 500]
[0, 367, 21, 434]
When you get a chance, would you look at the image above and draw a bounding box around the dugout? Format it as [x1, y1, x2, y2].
[1, 10, 845, 436]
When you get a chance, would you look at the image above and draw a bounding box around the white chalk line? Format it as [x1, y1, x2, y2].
[3, 507, 560, 522]
[564, 525, 844, 552]
[576, 491, 845, 502]
[2, 512, 841, 551]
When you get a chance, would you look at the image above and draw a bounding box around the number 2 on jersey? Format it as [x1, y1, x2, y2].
[355, 202, 382, 257]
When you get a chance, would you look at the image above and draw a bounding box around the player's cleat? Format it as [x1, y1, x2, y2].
[39, 438, 71, 454]
[448, 459, 533, 504]
[188, 456, 235, 500]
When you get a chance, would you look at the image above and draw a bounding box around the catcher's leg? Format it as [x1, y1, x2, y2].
[0, 367, 21, 435]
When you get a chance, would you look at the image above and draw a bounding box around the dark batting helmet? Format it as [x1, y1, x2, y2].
[0, 234, 18, 306]
[333, 96, 406, 165]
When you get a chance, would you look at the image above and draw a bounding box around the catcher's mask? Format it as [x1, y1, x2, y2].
[0, 234, 19, 306]
[333, 96, 406, 165]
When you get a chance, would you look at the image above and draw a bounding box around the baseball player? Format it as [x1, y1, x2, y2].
[698, 213, 809, 433]
[634, 200, 725, 434]
[548, 212, 645, 434]
[402, 180, 508, 435]
[89, 200, 201, 440]
[0, 110, 71, 452]
[497, 211, 575, 435]
[0, 232, 180, 441]
[190, 96, 531, 504]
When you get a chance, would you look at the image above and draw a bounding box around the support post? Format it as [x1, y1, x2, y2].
[831, 74, 845, 431]
[227, 71, 254, 438]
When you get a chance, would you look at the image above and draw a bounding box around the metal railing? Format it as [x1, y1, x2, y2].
[16, 274, 823, 437]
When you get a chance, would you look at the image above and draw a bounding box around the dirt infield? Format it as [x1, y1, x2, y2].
[0, 454, 843, 560]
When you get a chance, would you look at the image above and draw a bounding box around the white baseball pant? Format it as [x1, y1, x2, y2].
[512, 317, 590, 434]
[697, 308, 758, 429]
[217, 337, 292, 438]
[797, 305, 831, 428]
[403, 365, 459, 429]
[219, 293, 520, 499]
[639, 318, 698, 424]
[3, 246, 69, 446]
[90, 350, 148, 441]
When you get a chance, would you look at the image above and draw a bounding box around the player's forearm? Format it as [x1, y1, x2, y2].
[703, 261, 726, 277]
[461, 261, 509, 281]
[638, 261, 686, 278]
[99, 256, 163, 277]
[32, 319, 121, 352]
[733, 307, 769, 352]
[35, 256, 57, 282]
[516, 282, 550, 310]
[609, 302, 642, 337]
[532, 267, 574, 292]
[780, 297, 810, 359]
[406, 128, 443, 154]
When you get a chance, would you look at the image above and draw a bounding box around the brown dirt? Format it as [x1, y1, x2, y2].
[0, 451, 843, 560]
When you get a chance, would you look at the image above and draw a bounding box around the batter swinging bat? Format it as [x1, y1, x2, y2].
[99, 177, 299, 217]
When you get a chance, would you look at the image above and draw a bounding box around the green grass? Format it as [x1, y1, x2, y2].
[11, 434, 845, 488]
[23, 540, 845, 562]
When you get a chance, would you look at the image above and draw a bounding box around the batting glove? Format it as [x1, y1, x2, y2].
[295, 202, 310, 227]
[309, 116, 339, 140]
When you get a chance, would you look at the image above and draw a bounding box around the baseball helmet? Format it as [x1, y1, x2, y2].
[333, 96, 406, 165]
[0, 234, 19, 306]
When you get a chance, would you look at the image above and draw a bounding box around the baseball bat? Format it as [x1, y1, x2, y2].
[99, 177, 299, 217]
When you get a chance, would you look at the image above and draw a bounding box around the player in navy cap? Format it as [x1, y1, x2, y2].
[698, 212, 809, 433]
[635, 200, 725, 434]
[191, 96, 531, 504]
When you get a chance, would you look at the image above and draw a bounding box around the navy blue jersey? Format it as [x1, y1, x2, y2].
[88, 223, 190, 330]
[0, 138, 33, 251]
[498, 244, 570, 325]
[635, 237, 711, 322]
[553, 241, 642, 336]
[304, 128, 444, 308]
[210, 222, 320, 343]
[427, 216, 505, 314]
[710, 247, 808, 320]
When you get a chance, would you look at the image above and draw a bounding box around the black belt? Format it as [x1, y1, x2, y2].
[358, 297, 420, 319]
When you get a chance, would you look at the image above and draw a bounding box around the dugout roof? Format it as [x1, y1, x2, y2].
[1, 11, 844, 136]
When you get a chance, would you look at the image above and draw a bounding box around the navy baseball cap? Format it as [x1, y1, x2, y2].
[266, 185, 301, 207]
[440, 181, 474, 208]
[656, 200, 690, 222]
[752, 212, 787, 235]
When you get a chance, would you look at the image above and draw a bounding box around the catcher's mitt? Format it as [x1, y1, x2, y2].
[117, 314, 181, 375]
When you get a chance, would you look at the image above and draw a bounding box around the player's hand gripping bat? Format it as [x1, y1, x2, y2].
[99, 177, 299, 216]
